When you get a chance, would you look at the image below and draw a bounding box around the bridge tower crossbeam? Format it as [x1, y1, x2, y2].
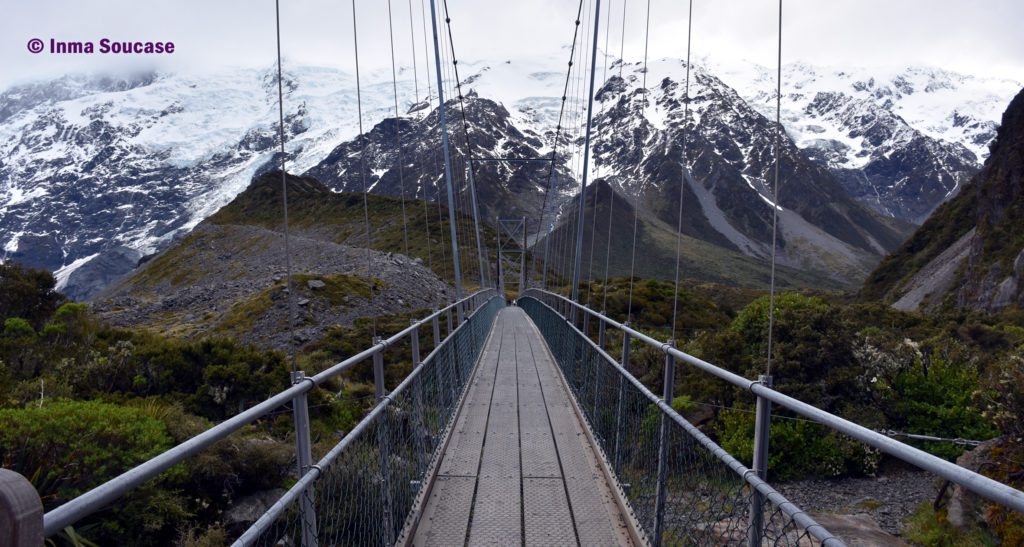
[496, 217, 527, 298]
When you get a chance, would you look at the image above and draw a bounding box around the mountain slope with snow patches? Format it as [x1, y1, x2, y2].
[0, 58, 1014, 295]
[712, 60, 1021, 222]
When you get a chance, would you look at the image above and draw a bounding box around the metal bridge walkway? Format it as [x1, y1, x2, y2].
[411, 306, 635, 546]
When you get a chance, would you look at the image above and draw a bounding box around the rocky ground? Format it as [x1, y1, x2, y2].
[777, 467, 940, 539]
[94, 223, 454, 350]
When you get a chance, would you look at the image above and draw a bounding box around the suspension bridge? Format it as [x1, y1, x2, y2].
[2, 0, 1024, 546]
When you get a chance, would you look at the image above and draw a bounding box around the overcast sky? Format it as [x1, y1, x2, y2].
[1, 0, 1022, 88]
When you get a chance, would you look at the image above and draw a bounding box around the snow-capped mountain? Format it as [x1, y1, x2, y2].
[713, 61, 1021, 222]
[0, 58, 1016, 296]
[579, 58, 909, 281]
[0, 66, 415, 282]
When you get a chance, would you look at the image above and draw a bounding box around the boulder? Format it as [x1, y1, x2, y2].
[948, 437, 1001, 529]
[307, 279, 326, 290]
[224, 489, 286, 530]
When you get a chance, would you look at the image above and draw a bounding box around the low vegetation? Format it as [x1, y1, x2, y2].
[554, 275, 1022, 542]
[2, 260, 1021, 544]
[0, 262, 435, 544]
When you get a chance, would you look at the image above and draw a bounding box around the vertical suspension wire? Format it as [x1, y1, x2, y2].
[430, 6, 453, 294]
[436, 14, 467, 288]
[273, 0, 298, 374]
[557, 5, 584, 293]
[618, 0, 627, 79]
[441, 0, 488, 288]
[408, 0, 421, 102]
[583, 0, 607, 307]
[586, 0, 613, 312]
[565, 0, 591, 295]
[600, 0, 619, 314]
[765, 0, 783, 376]
[536, 0, 585, 290]
[351, 0, 377, 337]
[625, 0, 651, 323]
[670, 0, 694, 343]
[422, 0, 453, 300]
[577, 0, 593, 303]
[436, 19, 460, 280]
[409, 0, 434, 274]
[430, 0, 465, 306]
[387, 0, 412, 258]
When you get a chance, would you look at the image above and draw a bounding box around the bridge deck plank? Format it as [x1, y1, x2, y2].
[411, 307, 634, 547]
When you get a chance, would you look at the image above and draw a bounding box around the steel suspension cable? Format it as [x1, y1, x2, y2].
[535, 0, 586, 289]
[584, 0, 614, 310]
[273, 0, 298, 374]
[387, 0, 412, 258]
[765, 0, 783, 376]
[351, 0, 377, 337]
[408, 0, 421, 102]
[573, 0, 593, 298]
[625, 0, 651, 323]
[600, 0, 620, 314]
[422, 0, 453, 298]
[555, 1, 586, 293]
[441, 0, 488, 287]
[436, 16, 469, 287]
[409, 0, 434, 274]
[558, 2, 586, 293]
[565, 0, 592, 295]
[669, 0, 694, 343]
[618, 0, 627, 79]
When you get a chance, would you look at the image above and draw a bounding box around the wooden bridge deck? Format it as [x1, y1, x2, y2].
[411, 307, 635, 546]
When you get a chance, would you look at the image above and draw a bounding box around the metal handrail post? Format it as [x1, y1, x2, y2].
[410, 320, 428, 475]
[432, 310, 441, 348]
[748, 375, 773, 546]
[290, 371, 318, 547]
[520, 215, 527, 296]
[372, 338, 395, 546]
[597, 312, 606, 349]
[613, 327, 631, 475]
[653, 346, 675, 546]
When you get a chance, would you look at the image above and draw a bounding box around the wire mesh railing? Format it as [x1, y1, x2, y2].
[235, 294, 502, 546]
[522, 287, 1024, 545]
[521, 292, 844, 546]
[33, 289, 500, 543]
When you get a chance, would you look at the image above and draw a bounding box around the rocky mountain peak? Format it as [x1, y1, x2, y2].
[861, 87, 1024, 312]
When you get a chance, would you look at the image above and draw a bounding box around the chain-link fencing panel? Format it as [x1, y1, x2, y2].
[237, 295, 503, 547]
[520, 295, 842, 547]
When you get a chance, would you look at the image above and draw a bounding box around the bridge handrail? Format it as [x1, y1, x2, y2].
[41, 288, 498, 537]
[234, 291, 501, 545]
[522, 288, 1024, 515]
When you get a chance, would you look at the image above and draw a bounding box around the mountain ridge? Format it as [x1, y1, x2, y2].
[861, 86, 1024, 312]
[1, 59, 1015, 293]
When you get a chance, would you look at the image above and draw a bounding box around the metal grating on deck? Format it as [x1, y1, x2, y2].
[411, 307, 634, 547]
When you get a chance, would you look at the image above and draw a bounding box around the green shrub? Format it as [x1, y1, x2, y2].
[902, 502, 993, 546]
[717, 409, 880, 480]
[3, 317, 36, 338]
[0, 262, 65, 329]
[0, 400, 188, 544]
